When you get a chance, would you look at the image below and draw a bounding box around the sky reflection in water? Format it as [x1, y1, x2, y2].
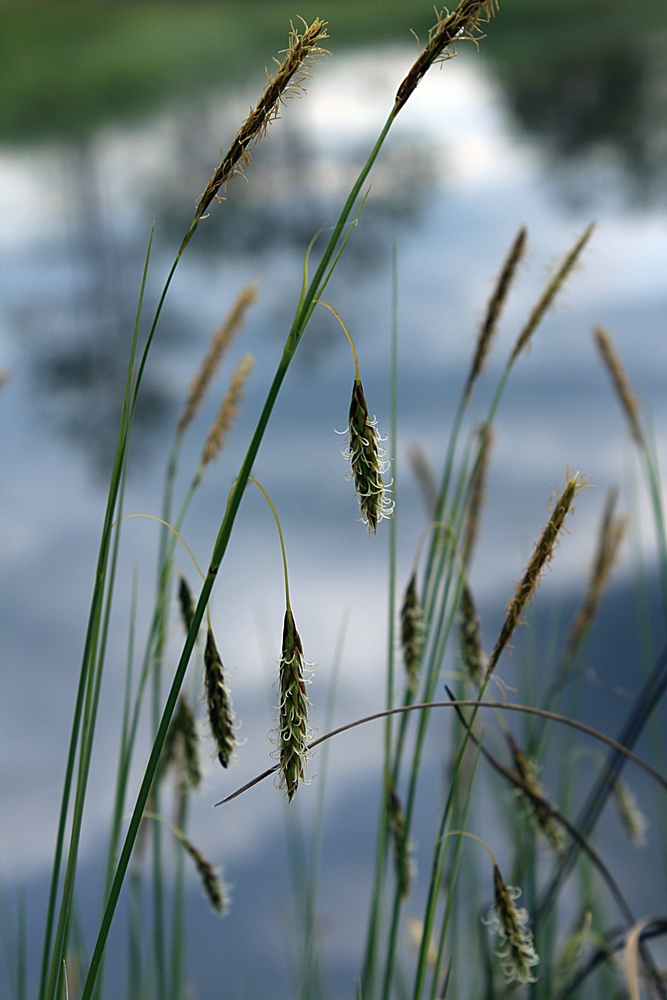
[0, 41, 666, 997]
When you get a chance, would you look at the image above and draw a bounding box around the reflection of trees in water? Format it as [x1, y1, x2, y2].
[15, 111, 437, 477]
[496, 38, 667, 202]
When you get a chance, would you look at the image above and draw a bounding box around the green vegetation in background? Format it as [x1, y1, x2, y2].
[1, 0, 666, 144]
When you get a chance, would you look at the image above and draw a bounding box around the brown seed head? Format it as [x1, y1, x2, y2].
[202, 354, 255, 465]
[181, 836, 228, 915]
[178, 284, 257, 433]
[465, 227, 527, 395]
[511, 224, 595, 360]
[407, 442, 439, 518]
[401, 573, 424, 689]
[486, 473, 586, 679]
[344, 379, 393, 533]
[0, 366, 12, 391]
[594, 326, 644, 447]
[395, 0, 498, 113]
[275, 607, 312, 801]
[204, 628, 236, 769]
[187, 18, 328, 242]
[488, 865, 539, 984]
[459, 580, 486, 687]
[554, 487, 625, 690]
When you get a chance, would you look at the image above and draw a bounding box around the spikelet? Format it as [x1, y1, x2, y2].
[555, 488, 626, 688]
[0, 366, 12, 391]
[463, 425, 493, 562]
[407, 918, 438, 967]
[275, 607, 312, 801]
[344, 379, 393, 533]
[407, 442, 439, 518]
[612, 778, 647, 846]
[177, 285, 257, 433]
[180, 836, 228, 915]
[388, 782, 417, 899]
[558, 910, 592, 973]
[486, 865, 539, 984]
[459, 580, 486, 687]
[395, 0, 498, 113]
[178, 575, 195, 634]
[201, 354, 255, 465]
[184, 18, 328, 246]
[204, 628, 236, 768]
[594, 326, 645, 447]
[465, 227, 527, 396]
[159, 695, 201, 789]
[486, 472, 586, 679]
[507, 733, 563, 855]
[401, 573, 424, 690]
[511, 225, 595, 360]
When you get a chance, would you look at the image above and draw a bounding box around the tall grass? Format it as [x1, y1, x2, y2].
[4, 2, 667, 999]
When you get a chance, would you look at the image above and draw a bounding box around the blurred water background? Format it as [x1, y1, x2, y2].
[1, 1, 667, 996]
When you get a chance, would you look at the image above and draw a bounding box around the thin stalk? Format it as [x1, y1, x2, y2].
[79, 103, 403, 1000]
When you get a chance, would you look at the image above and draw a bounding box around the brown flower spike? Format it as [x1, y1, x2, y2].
[344, 379, 393, 533]
[276, 607, 312, 801]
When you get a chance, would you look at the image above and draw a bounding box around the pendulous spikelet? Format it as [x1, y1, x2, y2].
[612, 778, 647, 846]
[159, 695, 201, 790]
[344, 379, 393, 533]
[486, 472, 586, 680]
[177, 284, 257, 433]
[180, 836, 228, 915]
[275, 608, 312, 801]
[465, 227, 527, 397]
[388, 782, 417, 899]
[182, 18, 328, 250]
[463, 424, 493, 562]
[459, 580, 486, 687]
[204, 627, 236, 769]
[178, 575, 195, 634]
[558, 910, 592, 974]
[486, 864, 539, 984]
[395, 0, 498, 113]
[507, 733, 563, 855]
[511, 225, 595, 360]
[401, 573, 424, 690]
[594, 326, 645, 447]
[201, 354, 255, 465]
[407, 442, 439, 518]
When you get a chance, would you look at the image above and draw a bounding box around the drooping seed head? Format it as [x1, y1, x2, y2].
[180, 836, 228, 915]
[159, 695, 202, 791]
[401, 573, 424, 690]
[178, 575, 195, 634]
[388, 782, 417, 899]
[343, 379, 393, 534]
[487, 864, 539, 984]
[612, 778, 647, 847]
[204, 628, 237, 769]
[459, 580, 486, 687]
[508, 733, 563, 855]
[275, 607, 312, 801]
